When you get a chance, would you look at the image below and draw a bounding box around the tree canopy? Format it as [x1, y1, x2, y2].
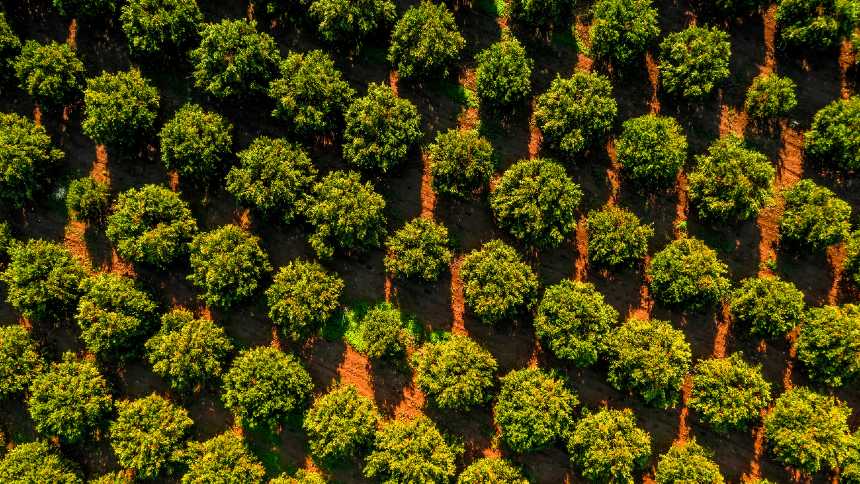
[589, 0, 660, 66]
[779, 179, 851, 250]
[776, 0, 858, 49]
[648, 237, 731, 311]
[616, 114, 687, 189]
[457, 457, 528, 484]
[805, 96, 860, 170]
[730, 275, 805, 339]
[568, 407, 651, 484]
[14, 40, 85, 107]
[0, 112, 63, 208]
[182, 432, 266, 483]
[384, 217, 452, 281]
[460, 240, 539, 323]
[364, 416, 459, 483]
[412, 333, 498, 410]
[303, 384, 379, 464]
[586, 205, 653, 268]
[119, 0, 203, 57]
[475, 37, 533, 109]
[428, 128, 495, 199]
[82, 69, 160, 147]
[796, 304, 860, 387]
[309, 0, 395, 47]
[0, 325, 41, 399]
[0, 441, 82, 483]
[659, 26, 731, 98]
[159, 103, 233, 185]
[689, 353, 772, 432]
[387, 1, 464, 80]
[655, 439, 725, 484]
[266, 260, 343, 341]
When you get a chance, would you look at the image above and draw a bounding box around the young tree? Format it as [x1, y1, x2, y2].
[342, 83, 421, 172]
[568, 408, 651, 484]
[688, 135, 775, 221]
[729, 275, 805, 339]
[364, 416, 458, 482]
[457, 457, 528, 484]
[606, 317, 692, 408]
[805, 96, 860, 170]
[776, 0, 858, 50]
[309, 0, 395, 47]
[303, 384, 379, 464]
[535, 280, 619, 367]
[187, 225, 272, 309]
[388, 1, 465, 80]
[616, 114, 688, 189]
[0, 441, 81, 483]
[534, 71, 617, 157]
[428, 128, 495, 199]
[0, 113, 63, 207]
[2, 239, 86, 321]
[586, 206, 653, 268]
[182, 432, 266, 483]
[269, 50, 355, 136]
[66, 177, 110, 224]
[110, 394, 193, 480]
[52, 0, 115, 16]
[475, 37, 533, 109]
[28, 353, 112, 443]
[76, 273, 158, 358]
[648, 237, 731, 311]
[745, 73, 798, 120]
[689, 353, 772, 432]
[659, 26, 731, 98]
[267, 260, 343, 341]
[508, 0, 567, 26]
[145, 309, 233, 392]
[655, 439, 724, 484]
[491, 158, 582, 248]
[14, 40, 85, 107]
[304, 171, 387, 259]
[0, 325, 41, 399]
[494, 368, 577, 453]
[0, 13, 20, 84]
[779, 179, 851, 250]
[226, 137, 317, 222]
[589, 0, 660, 66]
[221, 346, 313, 430]
[764, 386, 852, 476]
[82, 69, 160, 147]
[190, 19, 280, 98]
[385, 217, 452, 281]
[346, 303, 412, 359]
[796, 304, 860, 387]
[460, 240, 540, 324]
[159, 103, 233, 185]
[106, 185, 198, 267]
[120, 0, 203, 57]
[411, 334, 498, 410]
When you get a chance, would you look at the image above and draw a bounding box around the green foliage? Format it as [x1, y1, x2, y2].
[0, 13, 20, 83]
[226, 137, 317, 222]
[745, 73, 798, 120]
[844, 433, 860, 484]
[0, 441, 81, 483]
[495, 368, 577, 453]
[159, 103, 233, 185]
[182, 432, 266, 484]
[222, 346, 313, 430]
[82, 69, 160, 147]
[271, 470, 328, 484]
[384, 217, 452, 281]
[267, 260, 343, 341]
[586, 205, 653, 268]
[0, 325, 41, 399]
[616, 114, 687, 189]
[655, 439, 724, 484]
[342, 83, 421, 172]
[689, 353, 772, 432]
[304, 170, 387, 259]
[76, 273, 157, 357]
[428, 128, 495, 198]
[659, 26, 731, 98]
[120, 0, 203, 57]
[190, 19, 280, 98]
[412, 334, 498, 410]
[309, 0, 395, 46]
[509, 0, 567, 26]
[28, 353, 112, 443]
[14, 40, 85, 107]
[779, 179, 851, 249]
[805, 96, 860, 170]
[796, 304, 860, 386]
[187, 225, 272, 309]
[89, 471, 133, 484]
[460, 240, 539, 323]
[110, 394, 193, 480]
[764, 386, 852, 475]
[66, 177, 110, 224]
[568, 408, 651, 484]
[106, 184, 198, 267]
[606, 318, 692, 408]
[345, 302, 412, 359]
[535, 279, 619, 367]
[388, 1, 465, 80]
[845, 230, 860, 287]
[269, 50, 355, 136]
[1, 112, 64, 207]
[475, 37, 533, 108]
[2, 239, 86, 321]
[729, 275, 805, 339]
[491, 158, 582, 248]
[457, 457, 528, 484]
[776, 0, 858, 49]
[590, 0, 660, 65]
[534, 71, 617, 156]
[52, 0, 115, 16]
[688, 135, 774, 221]
[0, 222, 11, 261]
[648, 237, 731, 311]
[364, 415, 458, 482]
[303, 384, 379, 464]
[145, 309, 233, 392]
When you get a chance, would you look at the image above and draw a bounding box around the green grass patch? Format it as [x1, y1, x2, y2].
[324, 301, 426, 353]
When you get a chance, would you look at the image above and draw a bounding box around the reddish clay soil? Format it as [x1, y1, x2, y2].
[645, 53, 661, 114]
[675, 376, 693, 444]
[827, 244, 846, 305]
[673, 172, 688, 238]
[606, 139, 620, 204]
[573, 218, 588, 281]
[712, 303, 732, 358]
[527, 101, 542, 159]
[840, 40, 855, 100]
[449, 256, 466, 335]
[32, 104, 42, 126]
[782, 327, 799, 390]
[419, 153, 436, 218]
[66, 18, 77, 49]
[91, 145, 109, 184]
[762, 5, 777, 71]
[387, 70, 399, 96]
[744, 411, 769, 482]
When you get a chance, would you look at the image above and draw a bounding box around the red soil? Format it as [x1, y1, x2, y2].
[388, 71, 399, 97]
[91, 145, 109, 184]
[782, 327, 799, 390]
[645, 52, 661, 114]
[236, 208, 252, 230]
[574, 217, 588, 281]
[246, 2, 255, 21]
[744, 409, 769, 482]
[762, 5, 777, 72]
[826, 244, 846, 305]
[167, 170, 180, 191]
[675, 375, 692, 444]
[32, 104, 42, 127]
[840, 39, 855, 100]
[574, 16, 593, 72]
[606, 139, 621, 205]
[383, 274, 393, 303]
[673, 172, 688, 238]
[419, 153, 436, 219]
[527, 101, 542, 159]
[449, 256, 466, 335]
[336, 346, 374, 401]
[67, 18, 77, 49]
